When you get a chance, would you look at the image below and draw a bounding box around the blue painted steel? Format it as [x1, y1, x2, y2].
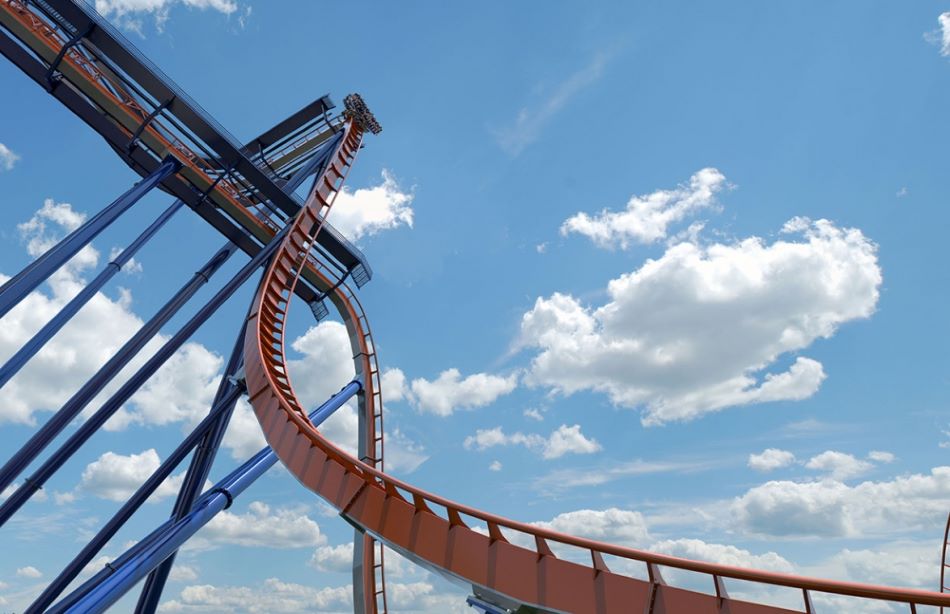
[0, 156, 180, 320]
[0, 199, 184, 390]
[26, 384, 245, 613]
[134, 129, 346, 614]
[134, 329, 247, 614]
[0, 226, 288, 524]
[52, 380, 362, 614]
[0, 242, 237, 495]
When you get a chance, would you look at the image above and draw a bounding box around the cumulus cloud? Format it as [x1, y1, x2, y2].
[0, 142, 19, 171]
[804, 451, 873, 481]
[748, 449, 796, 472]
[284, 322, 427, 471]
[409, 368, 517, 416]
[160, 578, 351, 613]
[16, 566, 42, 578]
[77, 449, 184, 502]
[561, 168, 726, 247]
[532, 508, 651, 547]
[309, 542, 352, 573]
[169, 565, 199, 582]
[160, 577, 453, 614]
[93, 0, 240, 33]
[650, 538, 793, 573]
[936, 12, 950, 56]
[381, 367, 409, 403]
[520, 217, 881, 425]
[328, 170, 414, 241]
[196, 501, 326, 549]
[464, 424, 601, 459]
[732, 466, 950, 538]
[489, 460, 502, 471]
[0, 201, 221, 433]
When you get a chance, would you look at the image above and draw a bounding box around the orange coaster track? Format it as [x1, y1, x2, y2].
[243, 121, 950, 614]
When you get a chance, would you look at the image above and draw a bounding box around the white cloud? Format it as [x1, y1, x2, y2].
[868, 450, 895, 464]
[804, 451, 873, 481]
[0, 201, 201, 428]
[732, 466, 950, 538]
[328, 170, 414, 241]
[649, 538, 793, 573]
[309, 542, 352, 573]
[283, 323, 428, 473]
[197, 501, 326, 549]
[748, 449, 796, 472]
[464, 424, 601, 459]
[533, 508, 650, 548]
[108, 246, 144, 274]
[520, 217, 881, 425]
[160, 578, 457, 614]
[489, 460, 502, 471]
[93, 0, 239, 33]
[78, 449, 184, 502]
[495, 53, 609, 155]
[807, 541, 937, 589]
[385, 428, 429, 474]
[0, 142, 19, 171]
[16, 566, 42, 578]
[938, 12, 950, 56]
[160, 578, 351, 613]
[0, 481, 47, 503]
[169, 565, 199, 582]
[381, 367, 409, 403]
[523, 407, 544, 421]
[409, 368, 517, 416]
[220, 398, 267, 460]
[561, 168, 726, 247]
[535, 242, 548, 254]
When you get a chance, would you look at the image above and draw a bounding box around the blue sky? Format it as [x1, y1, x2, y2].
[2, 1, 950, 612]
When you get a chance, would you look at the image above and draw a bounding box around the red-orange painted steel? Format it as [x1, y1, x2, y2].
[242, 118, 950, 613]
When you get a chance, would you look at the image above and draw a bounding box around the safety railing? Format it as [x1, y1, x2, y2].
[243, 118, 950, 612]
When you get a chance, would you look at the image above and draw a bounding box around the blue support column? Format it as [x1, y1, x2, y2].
[133, 129, 346, 614]
[0, 199, 185, 389]
[0, 241, 237, 495]
[0, 225, 288, 524]
[26, 383, 246, 614]
[0, 156, 180, 320]
[47, 380, 361, 614]
[134, 325, 247, 614]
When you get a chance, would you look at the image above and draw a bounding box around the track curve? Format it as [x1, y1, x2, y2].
[244, 119, 950, 613]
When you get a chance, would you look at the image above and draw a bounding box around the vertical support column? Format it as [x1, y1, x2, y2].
[0, 156, 180, 320]
[133, 323, 248, 614]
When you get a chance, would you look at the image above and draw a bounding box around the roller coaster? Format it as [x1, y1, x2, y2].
[0, 1, 948, 612]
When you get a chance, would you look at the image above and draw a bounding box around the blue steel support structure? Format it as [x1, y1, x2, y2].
[0, 242, 238, 495]
[0, 156, 180, 320]
[26, 383, 247, 613]
[0, 2, 382, 608]
[50, 380, 362, 614]
[0, 225, 288, 525]
[133, 130, 345, 614]
[0, 198, 185, 389]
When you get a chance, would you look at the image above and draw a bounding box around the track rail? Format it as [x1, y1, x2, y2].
[244, 134, 950, 614]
